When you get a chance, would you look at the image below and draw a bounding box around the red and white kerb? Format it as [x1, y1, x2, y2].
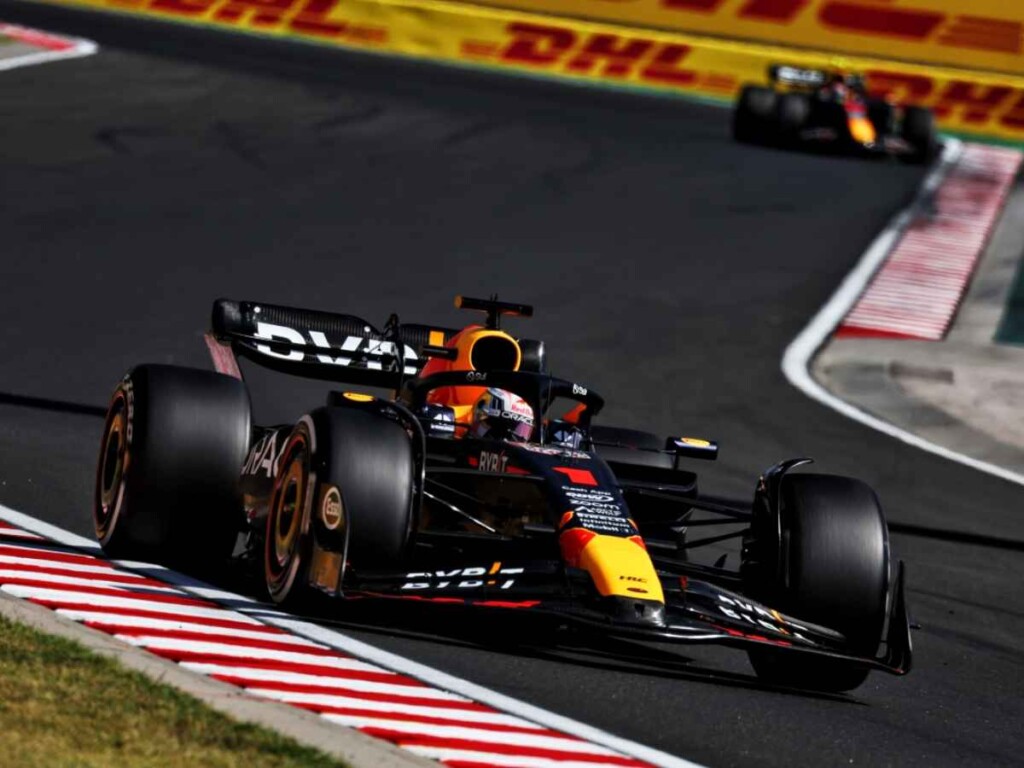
[837, 143, 1023, 341]
[0, 522, 654, 767]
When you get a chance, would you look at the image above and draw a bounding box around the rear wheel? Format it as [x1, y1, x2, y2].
[264, 407, 416, 605]
[776, 93, 811, 146]
[265, 425, 314, 602]
[94, 365, 251, 569]
[745, 473, 889, 692]
[901, 106, 939, 164]
[867, 99, 894, 135]
[733, 86, 777, 144]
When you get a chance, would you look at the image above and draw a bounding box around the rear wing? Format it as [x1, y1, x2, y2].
[209, 298, 545, 388]
[769, 65, 829, 88]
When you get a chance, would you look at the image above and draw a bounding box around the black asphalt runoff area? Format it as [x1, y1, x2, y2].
[1, 11, 1023, 766]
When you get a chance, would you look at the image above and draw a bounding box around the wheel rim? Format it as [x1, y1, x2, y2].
[273, 458, 304, 569]
[265, 433, 309, 600]
[94, 394, 127, 542]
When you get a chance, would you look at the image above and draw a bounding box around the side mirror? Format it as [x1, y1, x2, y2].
[665, 436, 719, 462]
[417, 404, 456, 438]
[422, 345, 458, 361]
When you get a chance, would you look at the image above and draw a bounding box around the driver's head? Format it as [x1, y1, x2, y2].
[470, 388, 534, 442]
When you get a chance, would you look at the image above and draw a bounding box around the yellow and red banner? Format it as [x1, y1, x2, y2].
[470, 0, 1024, 78]
[23, 0, 1024, 144]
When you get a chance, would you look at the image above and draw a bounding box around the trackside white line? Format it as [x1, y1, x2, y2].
[267, 617, 701, 768]
[405, 747, 637, 767]
[0, 44, 96, 71]
[0, 540, 99, 556]
[0, 528, 43, 539]
[327, 716, 622, 754]
[0, 503, 704, 768]
[0, 506, 102, 550]
[782, 140, 1024, 490]
[0, 25, 97, 72]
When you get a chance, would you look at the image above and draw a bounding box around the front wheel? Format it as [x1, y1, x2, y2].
[900, 106, 939, 164]
[776, 93, 811, 146]
[744, 473, 889, 692]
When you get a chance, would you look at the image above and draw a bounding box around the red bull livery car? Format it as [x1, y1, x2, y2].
[734, 65, 939, 163]
[93, 296, 912, 692]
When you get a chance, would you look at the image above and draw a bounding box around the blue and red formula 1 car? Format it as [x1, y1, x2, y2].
[94, 295, 911, 692]
[734, 65, 939, 163]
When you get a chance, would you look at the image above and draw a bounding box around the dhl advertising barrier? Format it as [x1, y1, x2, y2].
[20, 0, 1024, 144]
[469, 0, 1024, 78]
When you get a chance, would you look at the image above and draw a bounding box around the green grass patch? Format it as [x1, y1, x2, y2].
[0, 614, 346, 768]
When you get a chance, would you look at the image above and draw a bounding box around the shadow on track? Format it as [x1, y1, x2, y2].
[0, 391, 106, 418]
[204, 584, 856, 704]
[283, 600, 862, 704]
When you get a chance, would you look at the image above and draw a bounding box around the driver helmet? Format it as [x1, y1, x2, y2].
[470, 388, 534, 442]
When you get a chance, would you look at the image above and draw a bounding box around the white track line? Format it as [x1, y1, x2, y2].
[270, 615, 702, 767]
[0, 503, 703, 768]
[782, 138, 1024, 490]
[0, 527, 43, 539]
[0, 23, 96, 71]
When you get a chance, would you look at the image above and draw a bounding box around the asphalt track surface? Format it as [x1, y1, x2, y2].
[1, 11, 1023, 767]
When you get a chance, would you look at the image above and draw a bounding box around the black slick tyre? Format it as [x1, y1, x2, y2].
[733, 86, 777, 144]
[265, 422, 315, 604]
[776, 93, 811, 146]
[93, 365, 251, 569]
[746, 473, 889, 692]
[264, 407, 415, 605]
[901, 106, 939, 164]
[867, 99, 894, 136]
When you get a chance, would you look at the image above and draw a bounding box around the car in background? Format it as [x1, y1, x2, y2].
[733, 65, 939, 163]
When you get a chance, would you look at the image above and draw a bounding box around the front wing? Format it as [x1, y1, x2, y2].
[337, 559, 912, 678]
[794, 127, 919, 158]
